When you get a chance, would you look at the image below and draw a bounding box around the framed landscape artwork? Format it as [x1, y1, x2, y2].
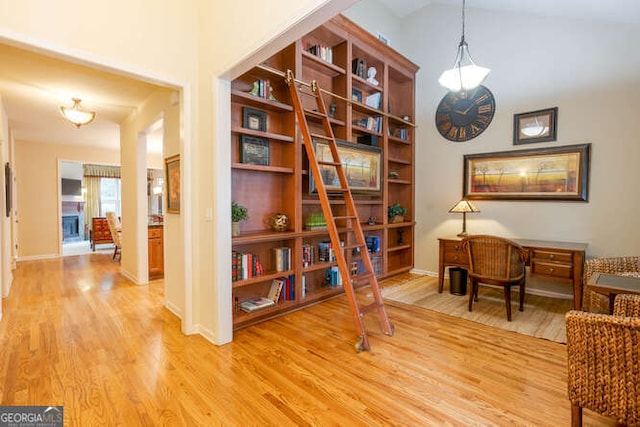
[165, 154, 180, 213]
[463, 143, 591, 201]
[310, 139, 381, 193]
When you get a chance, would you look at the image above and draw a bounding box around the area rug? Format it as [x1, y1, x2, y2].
[381, 275, 573, 344]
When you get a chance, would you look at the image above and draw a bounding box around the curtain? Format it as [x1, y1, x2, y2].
[84, 176, 101, 227]
[83, 164, 120, 228]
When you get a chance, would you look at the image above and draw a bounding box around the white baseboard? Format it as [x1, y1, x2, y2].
[17, 254, 58, 261]
[164, 300, 183, 319]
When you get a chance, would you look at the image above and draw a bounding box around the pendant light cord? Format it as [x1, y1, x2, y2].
[461, 0, 466, 44]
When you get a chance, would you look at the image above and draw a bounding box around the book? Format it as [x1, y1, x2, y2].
[267, 279, 284, 303]
[239, 297, 275, 313]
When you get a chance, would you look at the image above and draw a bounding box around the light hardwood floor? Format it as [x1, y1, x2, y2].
[0, 255, 615, 426]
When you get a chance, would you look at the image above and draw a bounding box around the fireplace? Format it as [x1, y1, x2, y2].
[62, 215, 80, 240]
[61, 200, 85, 241]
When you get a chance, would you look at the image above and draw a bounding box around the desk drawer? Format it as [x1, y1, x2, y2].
[531, 261, 572, 279]
[531, 250, 572, 263]
[443, 242, 468, 265]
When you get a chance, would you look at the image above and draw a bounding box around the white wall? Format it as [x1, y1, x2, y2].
[358, 4, 640, 294]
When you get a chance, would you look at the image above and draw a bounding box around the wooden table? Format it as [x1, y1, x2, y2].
[587, 272, 640, 314]
[438, 236, 588, 310]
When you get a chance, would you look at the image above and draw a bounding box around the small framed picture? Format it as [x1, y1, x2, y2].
[514, 107, 558, 144]
[240, 135, 269, 166]
[164, 154, 180, 214]
[352, 88, 363, 103]
[242, 107, 267, 132]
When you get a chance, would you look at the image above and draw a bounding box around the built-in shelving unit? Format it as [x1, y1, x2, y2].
[230, 15, 419, 330]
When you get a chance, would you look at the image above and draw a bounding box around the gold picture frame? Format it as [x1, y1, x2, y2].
[310, 139, 381, 193]
[165, 154, 180, 213]
[463, 143, 590, 201]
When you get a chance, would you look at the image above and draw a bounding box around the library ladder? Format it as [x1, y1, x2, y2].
[285, 69, 394, 352]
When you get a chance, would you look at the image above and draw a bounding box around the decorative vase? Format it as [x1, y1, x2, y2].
[269, 213, 289, 232]
[390, 215, 404, 224]
[232, 221, 240, 237]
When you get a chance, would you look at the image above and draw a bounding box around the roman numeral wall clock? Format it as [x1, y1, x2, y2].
[435, 85, 496, 142]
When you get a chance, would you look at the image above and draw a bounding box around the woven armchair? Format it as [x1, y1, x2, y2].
[583, 256, 640, 312]
[462, 235, 527, 321]
[566, 294, 640, 426]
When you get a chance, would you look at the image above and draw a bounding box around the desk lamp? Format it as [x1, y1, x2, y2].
[449, 198, 479, 237]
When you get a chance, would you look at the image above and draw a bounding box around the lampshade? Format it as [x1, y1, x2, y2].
[438, 0, 490, 92]
[60, 98, 96, 128]
[449, 199, 479, 214]
[449, 198, 479, 237]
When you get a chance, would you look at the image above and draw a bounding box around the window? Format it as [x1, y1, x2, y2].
[100, 178, 122, 216]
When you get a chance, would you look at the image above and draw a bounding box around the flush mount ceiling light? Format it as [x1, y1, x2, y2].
[59, 98, 96, 128]
[438, 0, 490, 92]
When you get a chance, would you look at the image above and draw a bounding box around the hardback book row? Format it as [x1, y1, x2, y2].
[232, 251, 264, 281]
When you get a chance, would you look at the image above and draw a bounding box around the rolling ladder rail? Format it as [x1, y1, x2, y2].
[285, 69, 393, 352]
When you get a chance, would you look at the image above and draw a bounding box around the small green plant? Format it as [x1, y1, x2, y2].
[231, 201, 248, 222]
[387, 203, 408, 219]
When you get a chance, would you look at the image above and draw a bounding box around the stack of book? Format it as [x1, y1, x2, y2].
[324, 266, 343, 287]
[232, 251, 263, 281]
[318, 240, 344, 263]
[272, 247, 292, 272]
[302, 244, 315, 268]
[352, 57, 367, 78]
[303, 42, 333, 64]
[353, 117, 382, 133]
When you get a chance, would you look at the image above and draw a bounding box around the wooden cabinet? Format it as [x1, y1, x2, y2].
[90, 217, 113, 250]
[230, 15, 419, 329]
[148, 226, 164, 279]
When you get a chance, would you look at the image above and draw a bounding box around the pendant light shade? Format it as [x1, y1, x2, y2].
[60, 98, 96, 128]
[438, 0, 490, 92]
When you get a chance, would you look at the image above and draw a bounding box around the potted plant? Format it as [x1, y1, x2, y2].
[388, 203, 408, 224]
[231, 201, 248, 237]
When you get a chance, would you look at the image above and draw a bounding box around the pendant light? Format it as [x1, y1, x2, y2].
[438, 0, 490, 92]
[60, 98, 96, 128]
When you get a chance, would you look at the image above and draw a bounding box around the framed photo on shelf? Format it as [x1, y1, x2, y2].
[463, 143, 591, 201]
[352, 88, 363, 103]
[513, 107, 558, 144]
[164, 154, 180, 214]
[310, 139, 381, 193]
[240, 135, 270, 166]
[242, 107, 267, 132]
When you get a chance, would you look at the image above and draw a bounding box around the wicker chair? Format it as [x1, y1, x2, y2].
[462, 235, 527, 321]
[566, 294, 640, 426]
[583, 257, 640, 312]
[105, 212, 122, 261]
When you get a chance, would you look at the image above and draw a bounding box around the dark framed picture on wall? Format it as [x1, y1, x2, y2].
[463, 143, 590, 201]
[242, 107, 267, 132]
[240, 135, 269, 166]
[513, 107, 558, 144]
[165, 155, 180, 214]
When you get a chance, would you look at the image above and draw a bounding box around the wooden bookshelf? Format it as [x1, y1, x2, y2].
[230, 14, 419, 330]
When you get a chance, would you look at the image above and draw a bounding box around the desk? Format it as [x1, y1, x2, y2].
[587, 273, 640, 313]
[438, 236, 588, 310]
